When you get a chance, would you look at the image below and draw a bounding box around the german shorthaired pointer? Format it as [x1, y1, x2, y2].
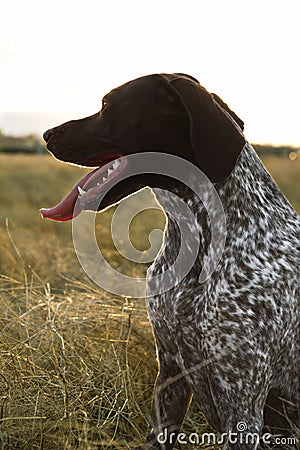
[41, 74, 299, 449]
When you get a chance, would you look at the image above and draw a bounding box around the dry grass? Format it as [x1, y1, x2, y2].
[0, 274, 156, 449]
[0, 153, 299, 449]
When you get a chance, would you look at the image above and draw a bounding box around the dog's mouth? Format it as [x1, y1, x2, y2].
[40, 155, 127, 221]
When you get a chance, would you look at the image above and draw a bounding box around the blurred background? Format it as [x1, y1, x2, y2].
[1, 0, 300, 144]
[0, 1, 299, 449]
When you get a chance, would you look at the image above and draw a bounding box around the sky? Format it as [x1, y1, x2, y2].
[1, 0, 300, 145]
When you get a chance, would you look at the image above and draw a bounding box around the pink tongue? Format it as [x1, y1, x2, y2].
[40, 168, 98, 222]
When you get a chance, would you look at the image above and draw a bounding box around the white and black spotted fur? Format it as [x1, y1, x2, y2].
[43, 73, 300, 450]
[147, 143, 299, 450]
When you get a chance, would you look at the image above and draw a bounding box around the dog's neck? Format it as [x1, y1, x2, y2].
[150, 143, 294, 286]
[153, 142, 289, 234]
[152, 182, 215, 282]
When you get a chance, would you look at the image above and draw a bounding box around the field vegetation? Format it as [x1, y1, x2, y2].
[0, 151, 299, 449]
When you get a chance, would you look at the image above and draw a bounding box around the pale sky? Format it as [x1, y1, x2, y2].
[1, 0, 300, 145]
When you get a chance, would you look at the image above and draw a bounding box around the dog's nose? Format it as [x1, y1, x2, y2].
[43, 128, 53, 142]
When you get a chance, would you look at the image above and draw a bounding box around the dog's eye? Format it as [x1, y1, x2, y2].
[102, 99, 108, 110]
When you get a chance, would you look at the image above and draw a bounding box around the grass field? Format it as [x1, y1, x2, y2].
[0, 153, 299, 449]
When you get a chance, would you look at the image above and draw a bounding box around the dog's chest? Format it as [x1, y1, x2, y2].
[145, 188, 214, 349]
[146, 247, 209, 359]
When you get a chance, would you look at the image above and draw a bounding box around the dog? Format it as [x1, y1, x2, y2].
[41, 73, 299, 449]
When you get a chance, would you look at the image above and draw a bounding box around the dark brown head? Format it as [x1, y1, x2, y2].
[41, 73, 245, 221]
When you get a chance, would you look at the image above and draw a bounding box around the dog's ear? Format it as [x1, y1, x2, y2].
[211, 93, 244, 131]
[154, 79, 186, 117]
[160, 74, 245, 182]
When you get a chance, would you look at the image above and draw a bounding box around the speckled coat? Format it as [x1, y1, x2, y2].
[146, 143, 299, 450]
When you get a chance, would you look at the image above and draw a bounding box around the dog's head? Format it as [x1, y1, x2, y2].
[41, 73, 245, 221]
